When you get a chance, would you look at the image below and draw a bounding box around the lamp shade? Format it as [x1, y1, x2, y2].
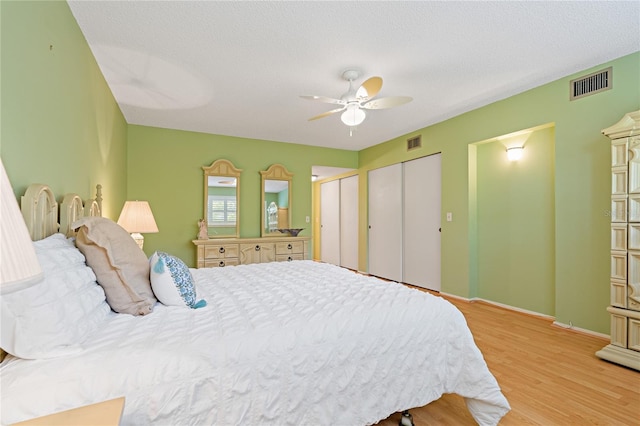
[341, 104, 366, 126]
[117, 201, 159, 233]
[0, 158, 43, 294]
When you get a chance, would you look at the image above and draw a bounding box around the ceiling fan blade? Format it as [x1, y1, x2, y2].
[308, 107, 345, 121]
[362, 96, 413, 110]
[356, 76, 383, 100]
[300, 95, 345, 105]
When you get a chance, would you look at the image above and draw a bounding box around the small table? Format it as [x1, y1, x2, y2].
[12, 397, 125, 426]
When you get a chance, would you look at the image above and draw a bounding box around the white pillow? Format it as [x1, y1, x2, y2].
[0, 234, 111, 359]
[149, 251, 206, 309]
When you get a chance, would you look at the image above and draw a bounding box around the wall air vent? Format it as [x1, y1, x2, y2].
[407, 135, 422, 151]
[570, 67, 612, 101]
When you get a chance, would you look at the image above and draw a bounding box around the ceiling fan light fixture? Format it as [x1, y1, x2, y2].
[341, 104, 366, 126]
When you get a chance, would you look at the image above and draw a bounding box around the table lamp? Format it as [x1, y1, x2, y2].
[117, 201, 159, 249]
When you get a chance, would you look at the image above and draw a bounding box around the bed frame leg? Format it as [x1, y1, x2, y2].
[399, 410, 414, 426]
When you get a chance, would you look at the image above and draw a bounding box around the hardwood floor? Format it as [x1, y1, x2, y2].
[376, 295, 640, 426]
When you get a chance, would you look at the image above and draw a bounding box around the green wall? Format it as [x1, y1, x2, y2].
[126, 125, 357, 266]
[1, 1, 127, 219]
[3, 0, 639, 336]
[358, 52, 640, 334]
[474, 125, 556, 315]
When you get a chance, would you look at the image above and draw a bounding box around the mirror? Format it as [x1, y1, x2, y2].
[261, 164, 293, 237]
[203, 159, 242, 238]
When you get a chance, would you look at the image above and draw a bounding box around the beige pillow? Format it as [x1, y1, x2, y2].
[73, 217, 156, 316]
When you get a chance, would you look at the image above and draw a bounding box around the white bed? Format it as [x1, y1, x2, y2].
[0, 184, 509, 425]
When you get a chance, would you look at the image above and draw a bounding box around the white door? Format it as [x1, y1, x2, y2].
[368, 163, 403, 282]
[320, 180, 341, 265]
[340, 175, 359, 270]
[403, 153, 441, 291]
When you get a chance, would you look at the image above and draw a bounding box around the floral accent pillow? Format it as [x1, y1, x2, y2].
[150, 252, 206, 309]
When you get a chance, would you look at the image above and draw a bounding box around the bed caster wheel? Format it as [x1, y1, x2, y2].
[399, 410, 414, 426]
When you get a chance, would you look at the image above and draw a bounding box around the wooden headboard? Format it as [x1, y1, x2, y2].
[20, 183, 103, 241]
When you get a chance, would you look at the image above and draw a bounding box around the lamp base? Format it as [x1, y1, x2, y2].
[130, 233, 145, 250]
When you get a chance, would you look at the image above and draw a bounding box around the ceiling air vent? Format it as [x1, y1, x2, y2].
[407, 135, 422, 151]
[570, 67, 612, 101]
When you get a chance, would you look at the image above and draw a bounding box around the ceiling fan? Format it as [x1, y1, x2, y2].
[301, 69, 413, 135]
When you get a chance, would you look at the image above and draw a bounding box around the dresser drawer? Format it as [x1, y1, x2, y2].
[203, 244, 239, 260]
[275, 241, 304, 255]
[203, 258, 239, 268]
[276, 253, 304, 262]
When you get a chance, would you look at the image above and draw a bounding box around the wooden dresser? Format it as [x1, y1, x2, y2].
[193, 236, 310, 268]
[597, 110, 640, 371]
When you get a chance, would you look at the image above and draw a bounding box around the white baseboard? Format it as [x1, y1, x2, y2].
[439, 292, 609, 339]
[552, 321, 609, 339]
[439, 292, 471, 302]
[472, 297, 555, 320]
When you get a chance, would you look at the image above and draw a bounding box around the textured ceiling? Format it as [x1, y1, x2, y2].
[67, 1, 640, 152]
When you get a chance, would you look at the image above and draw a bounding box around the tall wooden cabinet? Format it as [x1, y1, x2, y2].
[597, 110, 640, 371]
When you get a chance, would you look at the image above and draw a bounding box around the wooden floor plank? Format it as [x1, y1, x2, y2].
[375, 294, 640, 425]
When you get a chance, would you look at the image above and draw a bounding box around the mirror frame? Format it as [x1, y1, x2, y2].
[203, 159, 242, 238]
[260, 164, 293, 237]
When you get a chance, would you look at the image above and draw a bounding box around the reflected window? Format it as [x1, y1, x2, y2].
[207, 195, 236, 226]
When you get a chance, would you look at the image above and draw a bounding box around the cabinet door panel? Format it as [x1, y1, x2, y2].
[240, 243, 274, 264]
[629, 319, 640, 351]
[611, 139, 628, 167]
[611, 314, 628, 347]
[259, 244, 275, 263]
[612, 224, 628, 251]
[629, 138, 640, 193]
[612, 166, 628, 195]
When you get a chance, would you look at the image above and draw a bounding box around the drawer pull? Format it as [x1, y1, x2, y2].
[288, 256, 293, 261]
[219, 247, 225, 254]
[287, 243, 292, 250]
[255, 245, 261, 251]
[219, 261, 225, 267]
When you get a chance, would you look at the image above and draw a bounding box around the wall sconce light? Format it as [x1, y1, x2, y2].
[117, 201, 159, 249]
[507, 146, 524, 161]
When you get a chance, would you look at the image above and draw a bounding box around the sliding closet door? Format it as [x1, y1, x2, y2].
[403, 153, 441, 291]
[339, 175, 358, 270]
[368, 163, 403, 282]
[320, 180, 341, 266]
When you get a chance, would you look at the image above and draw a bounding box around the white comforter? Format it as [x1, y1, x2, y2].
[1, 261, 509, 425]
